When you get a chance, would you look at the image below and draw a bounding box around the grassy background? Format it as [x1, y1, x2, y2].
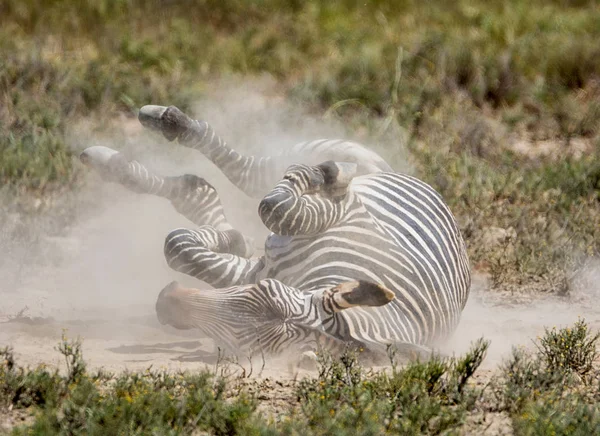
[1, 0, 599, 287]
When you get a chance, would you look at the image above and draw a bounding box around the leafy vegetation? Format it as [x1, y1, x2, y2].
[2, 321, 599, 434]
[499, 320, 600, 435]
[536, 318, 600, 377]
[290, 339, 489, 435]
[1, 338, 260, 435]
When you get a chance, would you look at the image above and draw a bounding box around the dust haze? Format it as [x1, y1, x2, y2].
[1, 77, 598, 374]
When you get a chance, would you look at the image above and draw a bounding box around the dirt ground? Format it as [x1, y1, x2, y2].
[2, 180, 598, 373]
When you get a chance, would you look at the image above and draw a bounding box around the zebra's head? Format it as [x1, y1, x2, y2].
[258, 161, 358, 236]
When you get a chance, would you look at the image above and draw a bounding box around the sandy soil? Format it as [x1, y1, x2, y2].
[1, 195, 598, 436]
[1, 136, 599, 376]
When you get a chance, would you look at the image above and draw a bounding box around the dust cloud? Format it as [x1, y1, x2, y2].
[446, 263, 600, 367]
[0, 77, 383, 373]
[1, 77, 598, 374]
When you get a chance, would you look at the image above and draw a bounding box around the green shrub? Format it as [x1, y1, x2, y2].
[500, 346, 567, 414]
[0, 347, 63, 409]
[500, 319, 600, 434]
[514, 393, 600, 436]
[536, 319, 600, 378]
[292, 339, 490, 435]
[3, 337, 261, 435]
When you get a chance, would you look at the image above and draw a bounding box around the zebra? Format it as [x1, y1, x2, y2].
[80, 105, 471, 361]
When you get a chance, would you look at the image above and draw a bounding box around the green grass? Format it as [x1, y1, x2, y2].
[2, 335, 490, 434]
[2, 321, 599, 434]
[1, 0, 600, 286]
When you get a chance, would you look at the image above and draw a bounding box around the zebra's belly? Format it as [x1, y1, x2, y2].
[261, 230, 419, 295]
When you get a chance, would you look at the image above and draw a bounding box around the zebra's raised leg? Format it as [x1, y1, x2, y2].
[80, 146, 254, 253]
[163, 226, 262, 288]
[139, 105, 291, 198]
[154, 278, 395, 356]
[138, 104, 395, 198]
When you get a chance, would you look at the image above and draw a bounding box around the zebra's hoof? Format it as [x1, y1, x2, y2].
[138, 105, 168, 131]
[80, 146, 128, 181]
[224, 229, 255, 258]
[80, 146, 119, 166]
[139, 105, 192, 141]
[156, 281, 194, 330]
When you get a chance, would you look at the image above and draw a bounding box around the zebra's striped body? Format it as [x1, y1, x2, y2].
[256, 173, 470, 351]
[81, 105, 470, 359]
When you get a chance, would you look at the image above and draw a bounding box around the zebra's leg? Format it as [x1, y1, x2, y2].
[154, 278, 395, 357]
[138, 105, 291, 198]
[163, 226, 261, 288]
[79, 146, 252, 246]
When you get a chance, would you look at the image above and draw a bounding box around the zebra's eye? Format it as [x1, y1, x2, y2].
[283, 174, 296, 181]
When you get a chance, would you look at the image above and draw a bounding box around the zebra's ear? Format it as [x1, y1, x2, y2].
[317, 161, 358, 197]
[330, 280, 395, 310]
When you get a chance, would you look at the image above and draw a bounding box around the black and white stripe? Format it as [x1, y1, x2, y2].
[82, 105, 470, 359]
[158, 164, 470, 357]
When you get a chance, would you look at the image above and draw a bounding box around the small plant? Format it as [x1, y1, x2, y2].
[0, 347, 63, 408]
[447, 337, 490, 400]
[293, 340, 490, 434]
[513, 392, 600, 436]
[56, 332, 86, 383]
[536, 319, 599, 378]
[500, 319, 600, 434]
[3, 338, 262, 435]
[500, 346, 567, 414]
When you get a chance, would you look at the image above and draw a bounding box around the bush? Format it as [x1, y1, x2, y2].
[2, 337, 261, 435]
[536, 319, 599, 378]
[1, 336, 494, 435]
[514, 393, 600, 436]
[0, 347, 63, 409]
[292, 339, 490, 435]
[499, 319, 600, 434]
